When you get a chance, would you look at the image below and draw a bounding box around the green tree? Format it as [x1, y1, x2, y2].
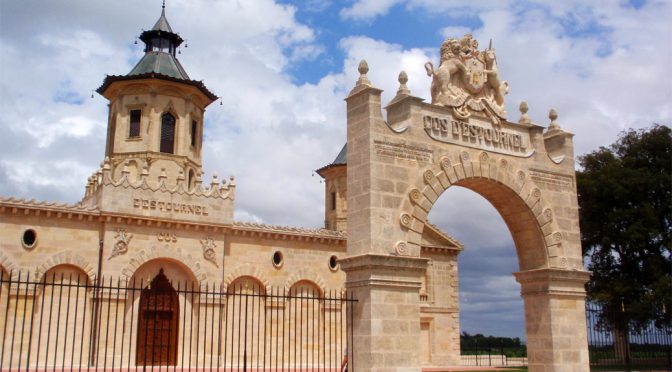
[577, 124, 671, 332]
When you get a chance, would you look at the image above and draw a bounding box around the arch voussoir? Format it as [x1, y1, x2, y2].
[37, 251, 96, 283]
[409, 188, 432, 212]
[412, 205, 428, 222]
[422, 185, 439, 204]
[121, 247, 205, 283]
[422, 169, 443, 196]
[536, 207, 554, 227]
[462, 162, 474, 179]
[452, 164, 466, 180]
[476, 160, 488, 179]
[436, 171, 451, 189]
[223, 265, 271, 291]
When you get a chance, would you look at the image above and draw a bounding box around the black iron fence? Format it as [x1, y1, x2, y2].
[0, 271, 355, 371]
[460, 341, 527, 367]
[586, 302, 672, 370]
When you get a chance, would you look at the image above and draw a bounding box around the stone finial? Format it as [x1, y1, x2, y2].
[229, 176, 236, 187]
[159, 168, 167, 181]
[177, 169, 185, 181]
[121, 161, 130, 176]
[518, 101, 531, 124]
[195, 171, 203, 188]
[548, 108, 561, 130]
[356, 60, 371, 86]
[140, 164, 149, 179]
[396, 70, 410, 95]
[102, 157, 111, 171]
[210, 173, 220, 189]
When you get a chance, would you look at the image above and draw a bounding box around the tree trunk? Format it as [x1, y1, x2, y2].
[613, 327, 631, 370]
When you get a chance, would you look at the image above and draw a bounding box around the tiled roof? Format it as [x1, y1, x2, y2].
[96, 72, 217, 102]
[0, 196, 98, 213]
[316, 143, 346, 176]
[332, 143, 347, 165]
[233, 221, 346, 240]
[128, 52, 190, 80]
[152, 8, 173, 33]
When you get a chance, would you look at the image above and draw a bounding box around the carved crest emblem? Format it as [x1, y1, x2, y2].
[109, 228, 133, 260]
[424, 34, 509, 124]
[462, 56, 486, 94]
[200, 237, 219, 267]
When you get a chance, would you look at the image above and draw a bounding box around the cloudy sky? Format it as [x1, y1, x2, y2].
[1, 0, 670, 340]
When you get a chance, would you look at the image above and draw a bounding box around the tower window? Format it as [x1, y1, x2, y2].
[330, 192, 336, 211]
[160, 113, 176, 154]
[129, 109, 141, 137]
[188, 169, 195, 190]
[191, 120, 197, 147]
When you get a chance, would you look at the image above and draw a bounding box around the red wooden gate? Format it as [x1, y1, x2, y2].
[137, 269, 179, 366]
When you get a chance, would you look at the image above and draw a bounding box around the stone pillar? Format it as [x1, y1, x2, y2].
[340, 254, 428, 372]
[514, 268, 591, 372]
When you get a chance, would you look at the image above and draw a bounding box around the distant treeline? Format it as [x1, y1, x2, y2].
[460, 331, 524, 349]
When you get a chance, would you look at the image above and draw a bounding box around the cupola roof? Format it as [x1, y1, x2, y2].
[96, 2, 217, 104]
[316, 143, 347, 177]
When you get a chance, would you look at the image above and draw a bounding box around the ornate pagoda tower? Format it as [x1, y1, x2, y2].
[83, 4, 234, 225]
[96, 3, 217, 188]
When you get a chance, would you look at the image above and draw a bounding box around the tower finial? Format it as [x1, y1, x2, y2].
[162, 0, 166, 10]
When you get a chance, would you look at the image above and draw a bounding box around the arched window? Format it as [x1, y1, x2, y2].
[188, 169, 195, 190]
[129, 109, 141, 137]
[160, 113, 176, 154]
[190, 120, 197, 147]
[137, 269, 179, 366]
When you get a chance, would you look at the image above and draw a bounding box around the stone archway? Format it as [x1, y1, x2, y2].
[339, 37, 590, 372]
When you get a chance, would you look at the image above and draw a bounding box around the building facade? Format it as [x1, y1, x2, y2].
[0, 6, 462, 369]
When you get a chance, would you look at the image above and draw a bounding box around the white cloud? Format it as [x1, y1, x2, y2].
[340, 0, 402, 20]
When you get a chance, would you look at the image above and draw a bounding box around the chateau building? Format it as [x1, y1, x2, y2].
[0, 5, 463, 368]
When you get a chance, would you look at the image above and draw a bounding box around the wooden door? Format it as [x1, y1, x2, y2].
[137, 269, 179, 366]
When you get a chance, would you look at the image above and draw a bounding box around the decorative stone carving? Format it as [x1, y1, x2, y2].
[440, 157, 452, 171]
[423, 170, 436, 183]
[400, 213, 413, 228]
[553, 232, 563, 243]
[543, 208, 553, 221]
[548, 108, 561, 131]
[200, 237, 219, 268]
[397, 71, 410, 95]
[425, 35, 509, 124]
[409, 189, 423, 203]
[531, 188, 541, 198]
[109, 228, 132, 260]
[517, 170, 526, 181]
[395, 241, 409, 256]
[518, 101, 531, 124]
[356, 60, 371, 87]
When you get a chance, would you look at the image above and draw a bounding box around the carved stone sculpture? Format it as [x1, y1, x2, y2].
[425, 34, 509, 124]
[109, 228, 133, 260]
[200, 237, 219, 267]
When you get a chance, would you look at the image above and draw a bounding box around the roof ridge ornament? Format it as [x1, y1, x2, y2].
[425, 34, 509, 125]
[356, 60, 371, 87]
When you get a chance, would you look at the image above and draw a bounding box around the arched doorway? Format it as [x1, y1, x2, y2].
[136, 269, 179, 366]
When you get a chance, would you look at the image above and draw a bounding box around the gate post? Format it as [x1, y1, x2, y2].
[340, 255, 427, 372]
[514, 268, 591, 371]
